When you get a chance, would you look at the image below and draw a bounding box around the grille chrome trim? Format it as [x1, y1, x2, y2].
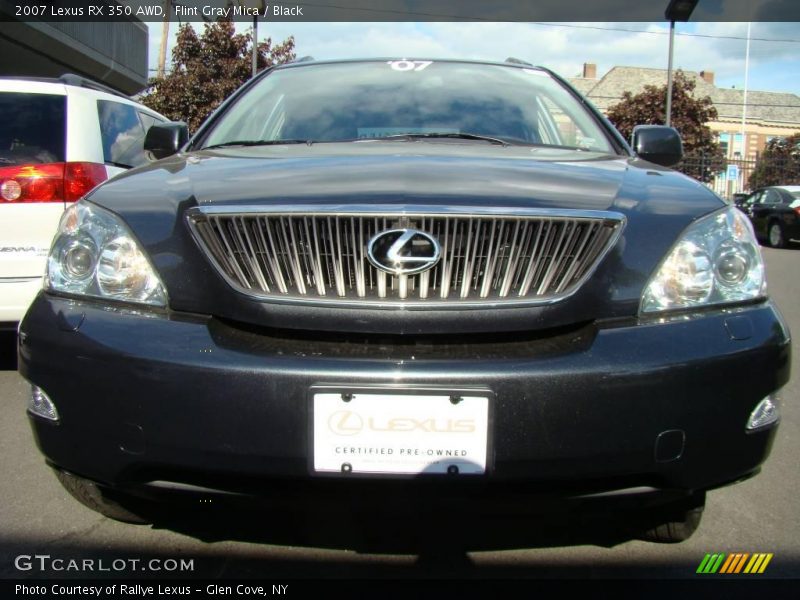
[186, 205, 625, 310]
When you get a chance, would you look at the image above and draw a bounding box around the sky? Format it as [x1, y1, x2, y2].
[145, 21, 800, 98]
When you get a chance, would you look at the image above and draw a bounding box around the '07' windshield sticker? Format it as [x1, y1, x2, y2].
[387, 60, 433, 72]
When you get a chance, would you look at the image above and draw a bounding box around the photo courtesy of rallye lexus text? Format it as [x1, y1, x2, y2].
[18, 58, 790, 543]
[14, 584, 193, 596]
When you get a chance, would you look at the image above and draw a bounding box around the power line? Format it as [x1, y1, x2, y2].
[531, 22, 800, 44]
[246, 2, 800, 41]
[143, 7, 800, 44]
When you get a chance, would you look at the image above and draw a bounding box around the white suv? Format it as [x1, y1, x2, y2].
[0, 75, 166, 328]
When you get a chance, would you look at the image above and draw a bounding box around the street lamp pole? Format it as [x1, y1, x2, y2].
[157, 0, 172, 79]
[740, 22, 751, 155]
[666, 19, 675, 126]
[252, 14, 258, 78]
[664, 0, 699, 127]
[239, 0, 266, 78]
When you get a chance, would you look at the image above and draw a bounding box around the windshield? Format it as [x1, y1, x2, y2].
[200, 61, 616, 153]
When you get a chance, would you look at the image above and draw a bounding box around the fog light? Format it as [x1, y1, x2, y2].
[746, 395, 779, 431]
[29, 386, 59, 421]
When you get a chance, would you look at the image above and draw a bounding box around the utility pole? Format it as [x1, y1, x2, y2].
[252, 14, 258, 78]
[666, 20, 675, 126]
[157, 0, 171, 79]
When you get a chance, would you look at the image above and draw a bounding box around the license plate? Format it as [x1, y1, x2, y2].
[312, 392, 489, 475]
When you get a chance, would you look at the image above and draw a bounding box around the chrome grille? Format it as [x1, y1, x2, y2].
[187, 207, 624, 308]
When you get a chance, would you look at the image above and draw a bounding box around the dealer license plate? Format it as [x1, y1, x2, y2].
[312, 392, 489, 475]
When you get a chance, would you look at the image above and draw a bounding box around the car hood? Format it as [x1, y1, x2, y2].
[88, 143, 725, 334]
[106, 142, 707, 210]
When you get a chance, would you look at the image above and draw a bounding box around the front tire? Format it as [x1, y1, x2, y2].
[639, 492, 705, 543]
[768, 221, 787, 248]
[54, 470, 152, 524]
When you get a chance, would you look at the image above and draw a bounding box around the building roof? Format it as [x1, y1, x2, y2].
[567, 77, 597, 96]
[569, 66, 800, 128]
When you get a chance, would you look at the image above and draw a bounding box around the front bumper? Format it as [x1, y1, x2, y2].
[19, 293, 791, 500]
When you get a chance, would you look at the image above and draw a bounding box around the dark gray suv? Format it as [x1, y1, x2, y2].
[18, 59, 790, 543]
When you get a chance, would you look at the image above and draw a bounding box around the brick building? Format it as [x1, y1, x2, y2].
[570, 63, 800, 193]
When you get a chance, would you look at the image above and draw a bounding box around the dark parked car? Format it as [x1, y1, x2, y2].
[737, 185, 800, 248]
[730, 192, 750, 207]
[18, 59, 790, 543]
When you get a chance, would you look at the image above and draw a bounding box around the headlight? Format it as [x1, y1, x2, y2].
[641, 207, 765, 313]
[46, 202, 167, 307]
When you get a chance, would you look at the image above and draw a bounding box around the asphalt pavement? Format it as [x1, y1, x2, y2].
[1, 247, 798, 581]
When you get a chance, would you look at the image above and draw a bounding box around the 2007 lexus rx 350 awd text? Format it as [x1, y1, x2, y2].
[18, 59, 790, 543]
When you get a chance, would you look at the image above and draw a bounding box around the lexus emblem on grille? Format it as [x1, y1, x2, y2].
[367, 228, 442, 276]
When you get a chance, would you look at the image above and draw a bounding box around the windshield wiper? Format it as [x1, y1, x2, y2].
[202, 139, 311, 150]
[379, 132, 510, 146]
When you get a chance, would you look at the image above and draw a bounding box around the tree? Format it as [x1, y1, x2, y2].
[748, 133, 800, 189]
[141, 20, 295, 132]
[606, 71, 725, 183]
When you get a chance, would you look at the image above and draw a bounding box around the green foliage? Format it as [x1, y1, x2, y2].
[748, 133, 800, 189]
[606, 71, 725, 182]
[141, 20, 295, 132]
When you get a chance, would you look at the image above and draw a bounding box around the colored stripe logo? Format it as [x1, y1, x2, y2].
[697, 553, 773, 574]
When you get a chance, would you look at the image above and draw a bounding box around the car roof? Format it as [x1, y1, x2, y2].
[0, 78, 68, 95]
[0, 74, 129, 99]
[0, 75, 165, 119]
[763, 185, 800, 194]
[273, 57, 548, 73]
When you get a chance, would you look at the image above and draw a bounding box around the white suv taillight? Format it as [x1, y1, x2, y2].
[0, 162, 107, 203]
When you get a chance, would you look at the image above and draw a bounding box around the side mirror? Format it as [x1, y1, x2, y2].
[631, 125, 683, 167]
[144, 122, 189, 160]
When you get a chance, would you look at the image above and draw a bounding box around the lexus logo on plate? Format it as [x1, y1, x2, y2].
[328, 410, 364, 436]
[367, 228, 442, 276]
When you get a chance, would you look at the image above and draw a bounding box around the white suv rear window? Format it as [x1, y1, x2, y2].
[0, 92, 66, 166]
